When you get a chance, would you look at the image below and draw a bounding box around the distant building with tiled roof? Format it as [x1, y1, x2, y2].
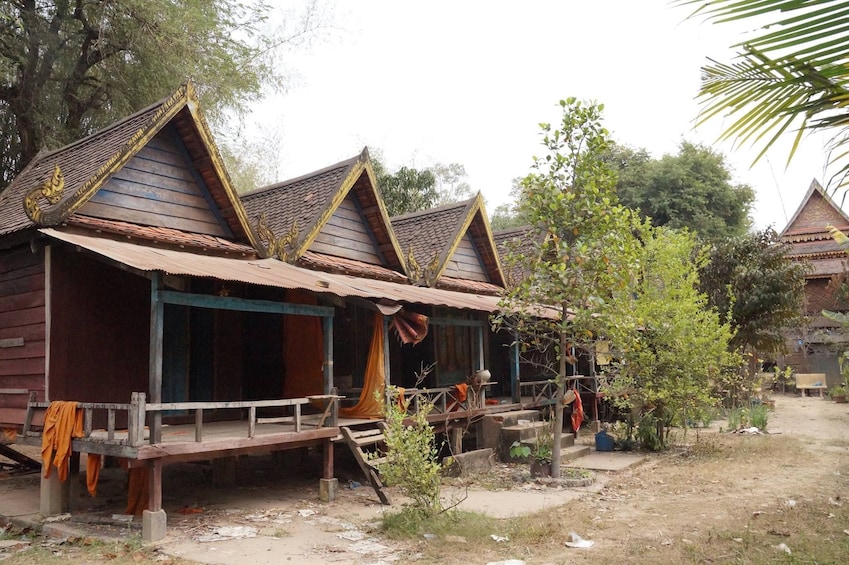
[780, 179, 849, 382]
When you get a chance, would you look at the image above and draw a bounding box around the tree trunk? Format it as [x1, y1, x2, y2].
[551, 303, 568, 479]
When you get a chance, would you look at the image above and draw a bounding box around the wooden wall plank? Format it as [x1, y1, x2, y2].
[0, 340, 44, 361]
[0, 357, 45, 376]
[0, 322, 45, 342]
[79, 201, 227, 236]
[0, 272, 45, 296]
[443, 234, 488, 281]
[0, 306, 44, 329]
[76, 130, 229, 237]
[310, 195, 382, 264]
[0, 290, 44, 314]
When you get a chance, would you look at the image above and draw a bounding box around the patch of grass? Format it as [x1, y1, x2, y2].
[381, 507, 497, 540]
[2, 536, 182, 564]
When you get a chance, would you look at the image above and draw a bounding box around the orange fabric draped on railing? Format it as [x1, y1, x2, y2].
[339, 312, 385, 419]
[41, 401, 83, 482]
[282, 290, 325, 399]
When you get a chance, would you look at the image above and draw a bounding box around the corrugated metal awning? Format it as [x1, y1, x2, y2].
[41, 228, 505, 313]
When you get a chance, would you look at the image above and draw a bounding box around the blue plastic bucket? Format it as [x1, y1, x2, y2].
[595, 431, 614, 452]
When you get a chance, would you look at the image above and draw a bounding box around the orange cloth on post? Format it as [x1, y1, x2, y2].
[571, 388, 584, 432]
[41, 401, 84, 482]
[448, 383, 468, 411]
[86, 454, 102, 497]
[118, 458, 149, 516]
[283, 290, 325, 399]
[340, 312, 386, 419]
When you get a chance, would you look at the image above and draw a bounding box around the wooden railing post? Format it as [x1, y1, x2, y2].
[129, 393, 146, 447]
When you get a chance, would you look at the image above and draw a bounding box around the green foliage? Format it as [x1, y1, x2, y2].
[0, 0, 328, 189]
[726, 402, 769, 431]
[494, 97, 642, 473]
[605, 228, 739, 448]
[674, 0, 849, 187]
[381, 508, 496, 540]
[698, 228, 808, 358]
[373, 156, 473, 217]
[830, 384, 848, 398]
[379, 387, 442, 514]
[609, 141, 755, 240]
[748, 403, 769, 431]
[508, 440, 531, 460]
[531, 420, 553, 463]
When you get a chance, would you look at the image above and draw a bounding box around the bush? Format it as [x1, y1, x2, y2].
[379, 387, 443, 514]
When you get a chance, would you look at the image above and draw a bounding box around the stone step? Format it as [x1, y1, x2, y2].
[476, 409, 542, 451]
[519, 432, 575, 451]
[561, 445, 591, 463]
[501, 420, 552, 443]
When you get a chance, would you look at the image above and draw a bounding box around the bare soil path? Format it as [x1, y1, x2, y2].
[2, 394, 848, 564]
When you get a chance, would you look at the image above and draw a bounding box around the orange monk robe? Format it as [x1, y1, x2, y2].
[41, 401, 84, 482]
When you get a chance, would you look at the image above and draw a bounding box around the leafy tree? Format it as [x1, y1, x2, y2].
[495, 98, 642, 477]
[609, 141, 755, 239]
[373, 156, 473, 217]
[675, 0, 849, 186]
[0, 0, 327, 190]
[698, 228, 808, 391]
[490, 177, 527, 230]
[372, 159, 439, 217]
[431, 162, 473, 205]
[606, 227, 738, 448]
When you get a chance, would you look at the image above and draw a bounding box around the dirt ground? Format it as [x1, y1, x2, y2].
[1, 394, 848, 564]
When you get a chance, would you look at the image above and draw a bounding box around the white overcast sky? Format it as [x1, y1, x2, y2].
[249, 0, 835, 230]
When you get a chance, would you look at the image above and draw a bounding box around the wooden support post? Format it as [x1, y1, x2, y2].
[149, 273, 164, 444]
[322, 438, 334, 479]
[194, 409, 203, 442]
[383, 315, 391, 402]
[323, 316, 334, 396]
[510, 334, 520, 404]
[149, 460, 162, 512]
[477, 325, 485, 371]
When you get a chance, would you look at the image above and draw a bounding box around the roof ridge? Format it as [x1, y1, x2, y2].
[391, 196, 476, 223]
[243, 151, 363, 199]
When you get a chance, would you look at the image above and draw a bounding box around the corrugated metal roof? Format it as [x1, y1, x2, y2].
[40, 228, 507, 313]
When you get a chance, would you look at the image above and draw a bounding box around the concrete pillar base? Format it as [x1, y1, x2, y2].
[40, 472, 69, 516]
[142, 509, 167, 542]
[319, 478, 338, 502]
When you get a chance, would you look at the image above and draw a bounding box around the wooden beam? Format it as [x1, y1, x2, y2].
[429, 316, 484, 328]
[510, 335, 520, 404]
[323, 316, 333, 396]
[159, 290, 335, 317]
[134, 427, 338, 460]
[149, 275, 164, 443]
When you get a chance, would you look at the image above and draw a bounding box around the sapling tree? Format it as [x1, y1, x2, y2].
[605, 228, 739, 448]
[495, 98, 641, 477]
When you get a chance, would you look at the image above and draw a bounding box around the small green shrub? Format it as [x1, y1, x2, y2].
[509, 440, 530, 460]
[748, 403, 769, 431]
[380, 386, 443, 514]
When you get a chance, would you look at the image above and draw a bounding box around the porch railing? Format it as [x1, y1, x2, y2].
[23, 392, 337, 448]
[400, 383, 493, 416]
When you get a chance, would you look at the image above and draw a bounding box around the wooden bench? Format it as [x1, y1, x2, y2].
[794, 373, 828, 397]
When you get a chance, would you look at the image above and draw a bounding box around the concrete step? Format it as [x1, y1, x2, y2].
[519, 432, 575, 451]
[501, 420, 551, 443]
[476, 409, 541, 451]
[561, 445, 591, 463]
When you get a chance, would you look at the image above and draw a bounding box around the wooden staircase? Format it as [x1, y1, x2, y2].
[340, 425, 391, 505]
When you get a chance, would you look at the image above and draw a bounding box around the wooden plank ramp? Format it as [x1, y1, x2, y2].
[340, 425, 391, 505]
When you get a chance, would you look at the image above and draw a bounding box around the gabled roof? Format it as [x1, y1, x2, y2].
[0, 83, 257, 247]
[780, 179, 849, 272]
[392, 193, 505, 289]
[493, 225, 537, 287]
[241, 148, 406, 273]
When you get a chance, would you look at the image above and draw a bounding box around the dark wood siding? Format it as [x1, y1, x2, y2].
[310, 194, 383, 264]
[78, 130, 228, 236]
[443, 234, 488, 282]
[0, 245, 46, 426]
[49, 246, 149, 426]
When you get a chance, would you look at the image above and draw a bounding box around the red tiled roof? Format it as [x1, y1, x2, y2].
[298, 251, 408, 283]
[65, 216, 256, 256]
[437, 275, 503, 296]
